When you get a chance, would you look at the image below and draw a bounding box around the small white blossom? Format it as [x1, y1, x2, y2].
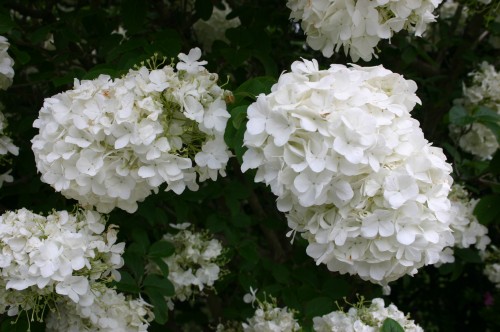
[287, 0, 443, 61]
[481, 246, 500, 288]
[0, 104, 19, 187]
[313, 297, 423, 332]
[0, 36, 14, 90]
[242, 58, 454, 285]
[32, 49, 232, 213]
[242, 297, 300, 332]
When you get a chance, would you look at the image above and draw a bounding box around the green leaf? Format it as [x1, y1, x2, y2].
[234, 76, 276, 99]
[449, 105, 473, 126]
[230, 105, 249, 129]
[114, 271, 140, 294]
[148, 240, 175, 259]
[123, 251, 145, 279]
[143, 274, 175, 297]
[305, 297, 334, 318]
[381, 317, 405, 332]
[455, 248, 482, 263]
[474, 195, 500, 225]
[144, 288, 169, 324]
[151, 257, 170, 277]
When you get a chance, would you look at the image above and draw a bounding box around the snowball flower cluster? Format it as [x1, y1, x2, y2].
[32, 48, 232, 213]
[0, 36, 14, 90]
[481, 246, 500, 288]
[193, 0, 241, 51]
[287, 0, 443, 61]
[0, 104, 19, 187]
[242, 58, 454, 285]
[46, 286, 153, 332]
[153, 224, 224, 308]
[452, 62, 500, 159]
[313, 297, 423, 331]
[242, 299, 301, 332]
[0, 208, 124, 317]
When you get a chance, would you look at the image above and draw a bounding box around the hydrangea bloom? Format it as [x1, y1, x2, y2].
[287, 0, 443, 61]
[481, 246, 500, 288]
[313, 297, 423, 331]
[0, 36, 14, 90]
[46, 286, 153, 332]
[242, 58, 454, 285]
[0, 208, 124, 317]
[32, 48, 232, 213]
[150, 224, 224, 309]
[242, 300, 301, 332]
[193, 0, 241, 51]
[451, 62, 500, 159]
[0, 103, 19, 187]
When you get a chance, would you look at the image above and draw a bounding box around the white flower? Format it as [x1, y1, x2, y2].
[147, 226, 224, 308]
[287, 0, 443, 61]
[0, 208, 125, 317]
[193, 0, 241, 51]
[242, 59, 454, 285]
[451, 62, 500, 160]
[32, 49, 232, 213]
[0, 104, 19, 188]
[481, 246, 500, 288]
[0, 36, 14, 90]
[46, 286, 153, 332]
[313, 297, 423, 332]
[242, 298, 300, 332]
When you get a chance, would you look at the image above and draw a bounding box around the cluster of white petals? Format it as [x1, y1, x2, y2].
[241, 300, 301, 332]
[286, 0, 442, 61]
[313, 298, 423, 331]
[193, 0, 241, 51]
[32, 48, 232, 213]
[155, 224, 224, 308]
[0, 36, 14, 90]
[0, 208, 124, 316]
[481, 246, 500, 288]
[46, 286, 153, 332]
[448, 185, 489, 248]
[242, 59, 454, 285]
[452, 62, 500, 159]
[0, 104, 19, 187]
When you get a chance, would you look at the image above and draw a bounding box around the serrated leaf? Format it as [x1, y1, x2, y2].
[143, 274, 175, 297]
[144, 288, 169, 324]
[148, 240, 175, 259]
[381, 317, 405, 332]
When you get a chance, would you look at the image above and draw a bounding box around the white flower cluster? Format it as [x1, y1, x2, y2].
[193, 0, 241, 51]
[313, 297, 423, 332]
[481, 246, 500, 288]
[453, 62, 500, 159]
[46, 287, 153, 332]
[448, 185, 490, 249]
[32, 48, 232, 213]
[242, 300, 301, 332]
[0, 208, 124, 317]
[0, 36, 14, 90]
[242, 59, 454, 285]
[286, 0, 442, 61]
[155, 224, 224, 308]
[0, 103, 19, 187]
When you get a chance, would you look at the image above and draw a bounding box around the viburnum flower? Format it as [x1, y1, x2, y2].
[481, 245, 500, 289]
[0, 103, 19, 187]
[313, 297, 423, 331]
[45, 285, 153, 332]
[0, 36, 14, 90]
[437, 184, 490, 263]
[242, 299, 300, 332]
[242, 58, 454, 285]
[451, 62, 500, 159]
[32, 49, 232, 213]
[0, 208, 124, 318]
[147, 224, 225, 309]
[287, 0, 443, 61]
[193, 0, 241, 51]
